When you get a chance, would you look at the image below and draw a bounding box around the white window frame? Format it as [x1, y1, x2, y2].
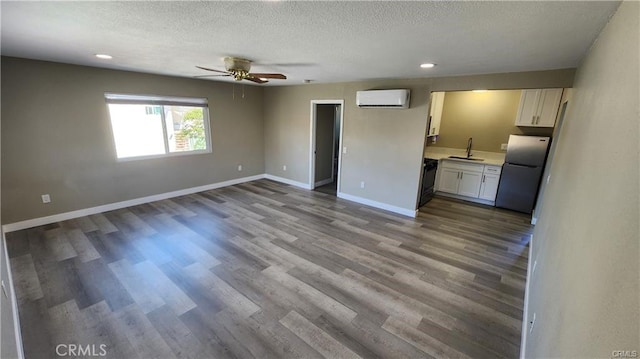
[105, 93, 212, 161]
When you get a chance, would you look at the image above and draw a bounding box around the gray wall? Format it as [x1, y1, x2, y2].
[526, 1, 639, 357]
[1, 57, 265, 224]
[264, 70, 574, 212]
[315, 104, 335, 183]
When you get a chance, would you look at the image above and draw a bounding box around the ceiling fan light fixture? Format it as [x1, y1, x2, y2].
[420, 63, 436, 69]
[197, 57, 286, 84]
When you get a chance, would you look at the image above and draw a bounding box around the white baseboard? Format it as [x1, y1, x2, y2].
[3, 174, 416, 232]
[337, 192, 417, 218]
[314, 178, 334, 187]
[520, 235, 534, 359]
[2, 174, 264, 233]
[264, 174, 312, 190]
[2, 232, 25, 359]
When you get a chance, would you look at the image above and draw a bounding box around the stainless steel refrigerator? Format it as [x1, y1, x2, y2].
[495, 135, 551, 214]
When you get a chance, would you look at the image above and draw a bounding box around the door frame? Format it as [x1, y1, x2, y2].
[531, 89, 571, 224]
[309, 100, 344, 191]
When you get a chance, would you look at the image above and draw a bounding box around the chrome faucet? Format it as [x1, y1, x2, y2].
[466, 137, 473, 158]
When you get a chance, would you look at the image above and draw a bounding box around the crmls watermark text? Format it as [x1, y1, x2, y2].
[612, 350, 638, 358]
[56, 344, 107, 357]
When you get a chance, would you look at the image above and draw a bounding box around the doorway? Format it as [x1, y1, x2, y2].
[309, 100, 344, 196]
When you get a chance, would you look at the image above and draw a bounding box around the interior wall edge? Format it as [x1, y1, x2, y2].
[0, 232, 25, 359]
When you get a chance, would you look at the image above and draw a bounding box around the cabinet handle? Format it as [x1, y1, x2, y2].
[531, 115, 535, 124]
[482, 175, 485, 183]
[460, 172, 463, 179]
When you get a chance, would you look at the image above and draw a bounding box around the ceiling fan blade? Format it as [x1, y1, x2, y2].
[196, 66, 231, 74]
[194, 74, 232, 78]
[249, 73, 287, 80]
[245, 77, 268, 84]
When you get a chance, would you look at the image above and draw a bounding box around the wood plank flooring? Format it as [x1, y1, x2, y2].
[6, 179, 532, 359]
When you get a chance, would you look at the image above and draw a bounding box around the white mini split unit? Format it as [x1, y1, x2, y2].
[356, 89, 411, 109]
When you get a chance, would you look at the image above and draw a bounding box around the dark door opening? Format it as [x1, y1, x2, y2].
[313, 104, 341, 196]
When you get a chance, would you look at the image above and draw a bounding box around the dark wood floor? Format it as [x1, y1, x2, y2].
[6, 179, 532, 359]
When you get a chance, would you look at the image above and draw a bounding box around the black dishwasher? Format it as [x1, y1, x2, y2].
[419, 158, 439, 207]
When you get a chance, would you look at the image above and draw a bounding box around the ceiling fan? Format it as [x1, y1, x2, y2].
[196, 57, 287, 84]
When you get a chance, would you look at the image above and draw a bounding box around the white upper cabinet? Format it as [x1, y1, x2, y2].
[427, 92, 445, 136]
[515, 88, 563, 127]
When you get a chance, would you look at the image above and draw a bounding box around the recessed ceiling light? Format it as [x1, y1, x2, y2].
[420, 63, 436, 69]
[95, 54, 112, 59]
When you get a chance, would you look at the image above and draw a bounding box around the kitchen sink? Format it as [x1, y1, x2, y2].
[448, 156, 485, 161]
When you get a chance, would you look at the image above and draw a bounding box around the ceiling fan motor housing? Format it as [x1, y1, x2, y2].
[224, 57, 252, 80]
[223, 57, 251, 71]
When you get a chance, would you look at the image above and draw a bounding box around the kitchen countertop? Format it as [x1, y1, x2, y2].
[424, 147, 505, 166]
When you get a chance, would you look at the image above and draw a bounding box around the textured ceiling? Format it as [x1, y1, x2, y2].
[0, 1, 620, 86]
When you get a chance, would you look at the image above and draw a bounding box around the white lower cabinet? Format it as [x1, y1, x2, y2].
[437, 161, 502, 203]
[437, 161, 483, 198]
[437, 168, 461, 194]
[478, 165, 502, 201]
[458, 171, 483, 197]
[479, 174, 500, 201]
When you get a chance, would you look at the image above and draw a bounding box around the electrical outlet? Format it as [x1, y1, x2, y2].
[41, 194, 51, 203]
[501, 143, 508, 150]
[237, 165, 242, 172]
[529, 312, 536, 333]
[360, 181, 365, 189]
[283, 165, 287, 171]
[546, 175, 551, 184]
[532, 260, 538, 275]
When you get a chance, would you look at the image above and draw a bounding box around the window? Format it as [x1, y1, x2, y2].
[105, 93, 211, 160]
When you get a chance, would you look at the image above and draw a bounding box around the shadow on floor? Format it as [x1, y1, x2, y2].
[314, 181, 337, 196]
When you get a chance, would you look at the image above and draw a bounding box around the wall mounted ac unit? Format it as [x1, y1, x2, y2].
[356, 89, 411, 109]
